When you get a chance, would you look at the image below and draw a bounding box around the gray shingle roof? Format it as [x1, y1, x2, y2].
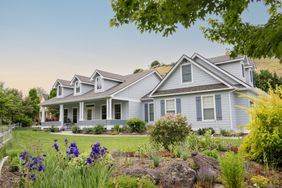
[57, 79, 72, 87]
[152, 83, 229, 96]
[208, 55, 244, 64]
[75, 75, 94, 84]
[96, 69, 126, 81]
[42, 70, 155, 106]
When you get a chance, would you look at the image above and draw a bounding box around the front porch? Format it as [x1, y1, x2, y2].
[41, 98, 128, 130]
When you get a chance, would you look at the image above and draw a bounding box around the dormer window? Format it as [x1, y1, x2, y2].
[57, 85, 62, 97]
[74, 81, 80, 94]
[96, 76, 102, 90]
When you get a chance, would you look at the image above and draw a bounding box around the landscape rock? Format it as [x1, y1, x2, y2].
[192, 153, 220, 176]
[124, 167, 160, 184]
[161, 161, 196, 188]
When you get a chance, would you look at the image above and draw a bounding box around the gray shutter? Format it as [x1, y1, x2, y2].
[144, 103, 148, 122]
[176, 98, 181, 114]
[160, 100, 165, 116]
[215, 94, 222, 120]
[196, 96, 202, 121]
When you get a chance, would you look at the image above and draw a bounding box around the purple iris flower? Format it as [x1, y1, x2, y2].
[86, 158, 93, 165]
[30, 174, 36, 181]
[53, 143, 59, 152]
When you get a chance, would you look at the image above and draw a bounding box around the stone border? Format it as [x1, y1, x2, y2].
[0, 156, 9, 179]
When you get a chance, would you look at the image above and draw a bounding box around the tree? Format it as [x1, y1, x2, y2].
[48, 88, 59, 118]
[133, 68, 143, 74]
[150, 60, 161, 68]
[24, 88, 40, 121]
[255, 70, 282, 92]
[111, 0, 282, 60]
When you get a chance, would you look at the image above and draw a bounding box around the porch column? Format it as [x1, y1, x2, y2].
[106, 98, 112, 120]
[79, 102, 84, 121]
[59, 104, 64, 126]
[41, 107, 46, 122]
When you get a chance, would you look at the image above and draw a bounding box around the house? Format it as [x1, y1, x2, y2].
[41, 53, 258, 131]
[40, 69, 162, 130]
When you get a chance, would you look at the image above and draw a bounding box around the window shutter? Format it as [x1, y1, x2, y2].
[144, 103, 148, 122]
[160, 100, 165, 116]
[196, 96, 202, 121]
[176, 98, 181, 113]
[215, 94, 222, 120]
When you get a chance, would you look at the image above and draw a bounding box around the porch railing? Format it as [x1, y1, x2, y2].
[78, 119, 127, 126]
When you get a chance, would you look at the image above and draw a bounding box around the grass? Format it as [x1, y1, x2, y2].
[7, 129, 150, 154]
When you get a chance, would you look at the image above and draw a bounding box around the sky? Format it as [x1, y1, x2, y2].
[0, 0, 270, 94]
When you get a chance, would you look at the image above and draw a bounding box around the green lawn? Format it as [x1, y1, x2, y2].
[8, 129, 149, 154]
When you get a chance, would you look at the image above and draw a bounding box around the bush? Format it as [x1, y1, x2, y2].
[49, 126, 59, 133]
[150, 155, 161, 167]
[120, 124, 130, 133]
[150, 114, 191, 151]
[220, 129, 234, 137]
[83, 128, 94, 134]
[126, 117, 146, 133]
[113, 124, 120, 133]
[106, 176, 156, 188]
[72, 126, 80, 134]
[202, 150, 219, 159]
[16, 115, 33, 127]
[240, 87, 282, 167]
[94, 124, 105, 134]
[197, 127, 215, 135]
[219, 152, 245, 188]
[250, 175, 270, 188]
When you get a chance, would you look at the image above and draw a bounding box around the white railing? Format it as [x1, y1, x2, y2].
[0, 125, 14, 149]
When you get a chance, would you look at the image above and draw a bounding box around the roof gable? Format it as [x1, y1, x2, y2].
[90, 69, 125, 82]
[150, 55, 232, 97]
[70, 75, 94, 85]
[52, 79, 73, 89]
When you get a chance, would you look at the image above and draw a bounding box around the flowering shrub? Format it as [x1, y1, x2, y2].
[250, 175, 270, 188]
[240, 87, 282, 167]
[150, 114, 191, 151]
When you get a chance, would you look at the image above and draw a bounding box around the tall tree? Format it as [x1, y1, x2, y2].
[48, 88, 59, 118]
[255, 70, 282, 92]
[111, 0, 282, 60]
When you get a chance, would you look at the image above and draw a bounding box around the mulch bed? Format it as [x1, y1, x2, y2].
[0, 163, 20, 188]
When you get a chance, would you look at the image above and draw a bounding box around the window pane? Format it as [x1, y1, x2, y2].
[73, 108, 78, 123]
[204, 109, 215, 120]
[87, 109, 92, 120]
[182, 64, 192, 82]
[101, 105, 107, 119]
[149, 103, 154, 121]
[114, 104, 121, 119]
[64, 109, 68, 122]
[203, 96, 214, 108]
[166, 100, 175, 110]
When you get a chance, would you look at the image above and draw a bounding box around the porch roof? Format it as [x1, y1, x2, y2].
[41, 70, 155, 106]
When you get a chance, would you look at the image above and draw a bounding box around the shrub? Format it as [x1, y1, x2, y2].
[202, 150, 219, 159]
[150, 154, 161, 167]
[72, 126, 80, 133]
[150, 114, 191, 151]
[186, 133, 201, 151]
[240, 87, 282, 167]
[220, 129, 234, 137]
[250, 175, 270, 188]
[106, 176, 156, 188]
[113, 124, 120, 133]
[126, 117, 146, 133]
[49, 126, 59, 133]
[121, 124, 130, 133]
[219, 152, 245, 188]
[83, 128, 94, 134]
[197, 127, 215, 135]
[94, 124, 105, 134]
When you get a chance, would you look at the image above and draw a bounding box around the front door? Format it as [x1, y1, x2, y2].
[73, 108, 78, 123]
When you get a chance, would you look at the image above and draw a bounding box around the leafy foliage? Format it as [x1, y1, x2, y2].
[126, 117, 146, 133]
[197, 127, 215, 135]
[111, 0, 282, 60]
[149, 114, 191, 151]
[240, 87, 282, 167]
[150, 60, 161, 68]
[202, 149, 219, 159]
[72, 126, 80, 134]
[133, 68, 143, 74]
[219, 152, 245, 188]
[94, 124, 105, 134]
[255, 69, 282, 92]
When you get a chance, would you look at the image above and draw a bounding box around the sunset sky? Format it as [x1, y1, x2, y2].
[0, 1, 270, 95]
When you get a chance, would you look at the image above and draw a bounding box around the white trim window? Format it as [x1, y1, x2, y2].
[96, 76, 102, 90]
[114, 104, 122, 120]
[241, 64, 245, 77]
[181, 63, 192, 83]
[57, 85, 62, 97]
[85, 104, 95, 120]
[74, 81, 81, 94]
[202, 95, 215, 120]
[165, 99, 176, 114]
